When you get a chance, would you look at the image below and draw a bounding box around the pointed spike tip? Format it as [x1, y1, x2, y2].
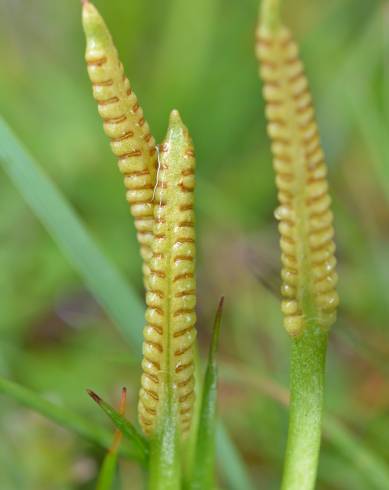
[217, 296, 225, 314]
[164, 108, 191, 149]
[82, 0, 96, 16]
[168, 109, 183, 127]
[119, 387, 127, 413]
[209, 296, 224, 361]
[86, 389, 102, 404]
[169, 109, 189, 137]
[81, 0, 110, 44]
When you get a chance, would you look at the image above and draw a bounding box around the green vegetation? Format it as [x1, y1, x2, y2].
[0, 0, 388, 489]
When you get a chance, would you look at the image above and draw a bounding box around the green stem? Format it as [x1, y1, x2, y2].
[281, 327, 328, 490]
[261, 0, 282, 32]
[148, 410, 181, 490]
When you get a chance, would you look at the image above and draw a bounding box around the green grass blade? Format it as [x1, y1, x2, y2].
[87, 390, 148, 464]
[190, 298, 224, 490]
[96, 452, 119, 490]
[0, 116, 143, 351]
[222, 362, 389, 489]
[96, 388, 126, 490]
[0, 375, 138, 460]
[345, 90, 389, 199]
[216, 422, 255, 490]
[324, 416, 389, 490]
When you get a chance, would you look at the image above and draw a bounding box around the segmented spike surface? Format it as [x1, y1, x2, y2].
[82, 2, 157, 287]
[256, 22, 339, 336]
[138, 111, 196, 437]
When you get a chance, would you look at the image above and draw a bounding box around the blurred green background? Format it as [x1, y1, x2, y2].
[0, 0, 388, 488]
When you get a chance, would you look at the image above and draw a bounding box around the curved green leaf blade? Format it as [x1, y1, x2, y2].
[216, 423, 255, 490]
[0, 116, 144, 351]
[96, 452, 119, 490]
[96, 387, 127, 490]
[0, 376, 138, 460]
[324, 415, 389, 490]
[190, 298, 224, 490]
[87, 390, 148, 464]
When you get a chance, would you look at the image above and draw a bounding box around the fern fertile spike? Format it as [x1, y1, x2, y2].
[256, 19, 339, 336]
[138, 110, 196, 438]
[82, 1, 157, 287]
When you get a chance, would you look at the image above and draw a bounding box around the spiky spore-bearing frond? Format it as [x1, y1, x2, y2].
[82, 2, 157, 288]
[256, 19, 339, 337]
[138, 111, 196, 437]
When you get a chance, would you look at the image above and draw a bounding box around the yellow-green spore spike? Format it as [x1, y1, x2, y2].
[138, 110, 196, 438]
[82, 0, 157, 287]
[255, 0, 339, 337]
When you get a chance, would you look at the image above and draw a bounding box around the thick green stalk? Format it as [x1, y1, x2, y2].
[148, 410, 181, 490]
[281, 327, 327, 490]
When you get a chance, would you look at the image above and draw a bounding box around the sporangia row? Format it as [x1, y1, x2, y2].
[82, 1, 157, 288]
[255, 9, 339, 336]
[138, 110, 196, 437]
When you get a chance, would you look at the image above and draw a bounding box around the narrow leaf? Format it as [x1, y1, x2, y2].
[190, 297, 224, 490]
[96, 388, 127, 490]
[324, 415, 389, 490]
[0, 376, 138, 460]
[216, 423, 256, 490]
[0, 116, 144, 351]
[96, 453, 119, 490]
[87, 389, 148, 463]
